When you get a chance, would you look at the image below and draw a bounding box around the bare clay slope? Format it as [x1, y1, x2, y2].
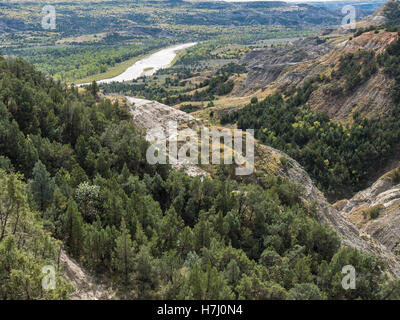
[335, 168, 400, 256]
[239, 37, 333, 94]
[241, 31, 398, 122]
[61, 251, 116, 300]
[240, 1, 400, 122]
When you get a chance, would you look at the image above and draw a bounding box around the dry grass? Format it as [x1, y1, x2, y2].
[347, 204, 385, 228]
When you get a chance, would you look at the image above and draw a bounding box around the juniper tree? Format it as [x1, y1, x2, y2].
[112, 218, 135, 286]
[30, 160, 55, 211]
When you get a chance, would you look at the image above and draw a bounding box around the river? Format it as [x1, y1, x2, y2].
[80, 42, 197, 85]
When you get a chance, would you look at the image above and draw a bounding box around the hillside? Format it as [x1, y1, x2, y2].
[240, 30, 398, 122]
[0, 169, 74, 299]
[335, 168, 400, 256]
[303, 31, 398, 121]
[1, 54, 400, 299]
[209, 2, 400, 283]
[218, 2, 400, 201]
[118, 95, 400, 279]
[235, 2, 400, 122]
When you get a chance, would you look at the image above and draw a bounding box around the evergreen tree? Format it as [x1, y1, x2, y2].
[64, 199, 84, 259]
[112, 218, 135, 286]
[134, 245, 158, 299]
[30, 160, 55, 211]
[90, 80, 99, 98]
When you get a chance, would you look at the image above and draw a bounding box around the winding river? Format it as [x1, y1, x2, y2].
[81, 42, 197, 85]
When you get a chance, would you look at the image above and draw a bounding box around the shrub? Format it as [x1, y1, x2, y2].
[280, 156, 289, 167]
[369, 206, 382, 219]
[391, 169, 400, 184]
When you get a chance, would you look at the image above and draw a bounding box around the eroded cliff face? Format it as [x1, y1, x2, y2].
[60, 251, 116, 300]
[306, 31, 398, 122]
[240, 30, 398, 122]
[335, 168, 400, 257]
[358, 0, 399, 28]
[239, 37, 333, 95]
[126, 96, 208, 177]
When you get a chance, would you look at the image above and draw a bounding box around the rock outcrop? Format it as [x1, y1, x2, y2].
[336, 169, 400, 257]
[125, 96, 207, 177]
[239, 37, 333, 95]
[60, 251, 115, 300]
[359, 0, 396, 28]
